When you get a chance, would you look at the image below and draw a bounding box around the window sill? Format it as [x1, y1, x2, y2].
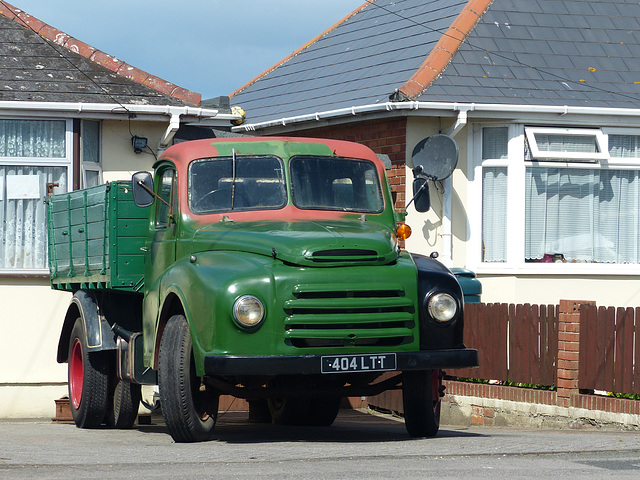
[0, 270, 50, 278]
[471, 262, 640, 276]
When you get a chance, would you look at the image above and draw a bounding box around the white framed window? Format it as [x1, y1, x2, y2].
[524, 127, 607, 162]
[81, 120, 102, 188]
[0, 118, 73, 273]
[470, 125, 640, 274]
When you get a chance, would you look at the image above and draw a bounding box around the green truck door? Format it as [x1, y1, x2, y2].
[143, 168, 178, 348]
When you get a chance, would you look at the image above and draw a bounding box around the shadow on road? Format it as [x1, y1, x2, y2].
[133, 409, 484, 444]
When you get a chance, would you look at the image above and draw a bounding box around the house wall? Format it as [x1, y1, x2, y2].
[0, 119, 167, 418]
[101, 120, 164, 181]
[403, 117, 640, 308]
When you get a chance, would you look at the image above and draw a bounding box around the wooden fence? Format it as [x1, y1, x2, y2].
[578, 304, 640, 395]
[367, 301, 640, 421]
[452, 303, 558, 387]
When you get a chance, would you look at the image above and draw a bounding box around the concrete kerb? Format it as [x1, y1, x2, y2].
[441, 394, 640, 431]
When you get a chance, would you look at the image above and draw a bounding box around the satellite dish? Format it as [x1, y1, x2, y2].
[411, 134, 459, 181]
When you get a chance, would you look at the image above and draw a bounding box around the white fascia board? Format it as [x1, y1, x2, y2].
[232, 101, 640, 133]
[0, 100, 240, 125]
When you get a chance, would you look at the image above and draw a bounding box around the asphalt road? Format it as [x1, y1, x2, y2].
[2, 410, 640, 479]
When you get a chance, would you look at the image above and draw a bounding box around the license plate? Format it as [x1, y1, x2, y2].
[321, 353, 397, 374]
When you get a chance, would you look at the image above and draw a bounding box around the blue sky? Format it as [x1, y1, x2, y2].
[8, 0, 365, 100]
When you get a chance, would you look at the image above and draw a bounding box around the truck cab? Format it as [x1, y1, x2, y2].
[51, 136, 477, 442]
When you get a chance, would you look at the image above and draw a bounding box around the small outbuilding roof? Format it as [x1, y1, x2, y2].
[229, 0, 640, 125]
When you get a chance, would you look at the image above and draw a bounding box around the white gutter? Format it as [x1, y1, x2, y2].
[234, 101, 640, 132]
[0, 100, 241, 130]
[0, 100, 243, 151]
[159, 112, 182, 149]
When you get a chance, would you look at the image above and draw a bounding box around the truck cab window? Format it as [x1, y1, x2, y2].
[290, 156, 384, 213]
[189, 155, 286, 213]
[155, 169, 176, 228]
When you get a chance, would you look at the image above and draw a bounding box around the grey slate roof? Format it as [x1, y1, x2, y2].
[230, 0, 467, 123]
[0, 14, 191, 106]
[230, 0, 640, 125]
[420, 0, 640, 108]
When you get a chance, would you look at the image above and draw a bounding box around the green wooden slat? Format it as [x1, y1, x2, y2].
[47, 181, 147, 292]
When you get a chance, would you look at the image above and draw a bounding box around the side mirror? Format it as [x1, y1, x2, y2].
[131, 171, 154, 207]
[412, 177, 431, 213]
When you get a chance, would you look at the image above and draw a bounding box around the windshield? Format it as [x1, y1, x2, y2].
[189, 155, 286, 213]
[290, 156, 384, 213]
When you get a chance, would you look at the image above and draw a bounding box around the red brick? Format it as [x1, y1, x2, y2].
[558, 359, 579, 370]
[558, 341, 580, 352]
[557, 350, 580, 361]
[558, 331, 580, 343]
[561, 322, 581, 333]
[557, 378, 578, 389]
[557, 368, 578, 380]
[471, 415, 484, 425]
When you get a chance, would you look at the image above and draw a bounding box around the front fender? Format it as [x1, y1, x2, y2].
[155, 251, 276, 375]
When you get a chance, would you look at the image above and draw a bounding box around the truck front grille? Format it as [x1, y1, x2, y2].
[284, 283, 415, 348]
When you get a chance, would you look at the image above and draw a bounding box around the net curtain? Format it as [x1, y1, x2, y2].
[0, 120, 67, 270]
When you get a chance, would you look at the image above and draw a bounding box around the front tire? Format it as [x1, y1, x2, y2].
[68, 318, 109, 428]
[402, 370, 441, 437]
[158, 315, 219, 442]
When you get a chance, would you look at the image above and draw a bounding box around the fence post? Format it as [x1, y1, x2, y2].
[557, 300, 596, 407]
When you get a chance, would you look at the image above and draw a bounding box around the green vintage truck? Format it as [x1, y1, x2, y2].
[47, 136, 477, 442]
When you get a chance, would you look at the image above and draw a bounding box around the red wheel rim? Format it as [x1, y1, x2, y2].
[69, 338, 84, 409]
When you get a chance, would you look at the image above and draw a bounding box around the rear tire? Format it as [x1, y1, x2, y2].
[68, 318, 109, 428]
[158, 314, 219, 442]
[402, 370, 441, 437]
[268, 396, 341, 426]
[306, 397, 341, 426]
[267, 397, 310, 425]
[105, 379, 141, 429]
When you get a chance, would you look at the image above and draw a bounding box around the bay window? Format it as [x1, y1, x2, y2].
[476, 125, 640, 271]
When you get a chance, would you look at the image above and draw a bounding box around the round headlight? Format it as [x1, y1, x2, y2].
[233, 295, 265, 328]
[427, 293, 458, 323]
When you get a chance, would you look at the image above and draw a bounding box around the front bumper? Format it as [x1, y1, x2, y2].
[204, 348, 478, 376]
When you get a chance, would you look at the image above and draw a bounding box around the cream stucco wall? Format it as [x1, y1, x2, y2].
[0, 278, 70, 417]
[0, 118, 168, 418]
[477, 275, 640, 308]
[404, 117, 470, 265]
[101, 119, 166, 181]
[404, 118, 444, 256]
